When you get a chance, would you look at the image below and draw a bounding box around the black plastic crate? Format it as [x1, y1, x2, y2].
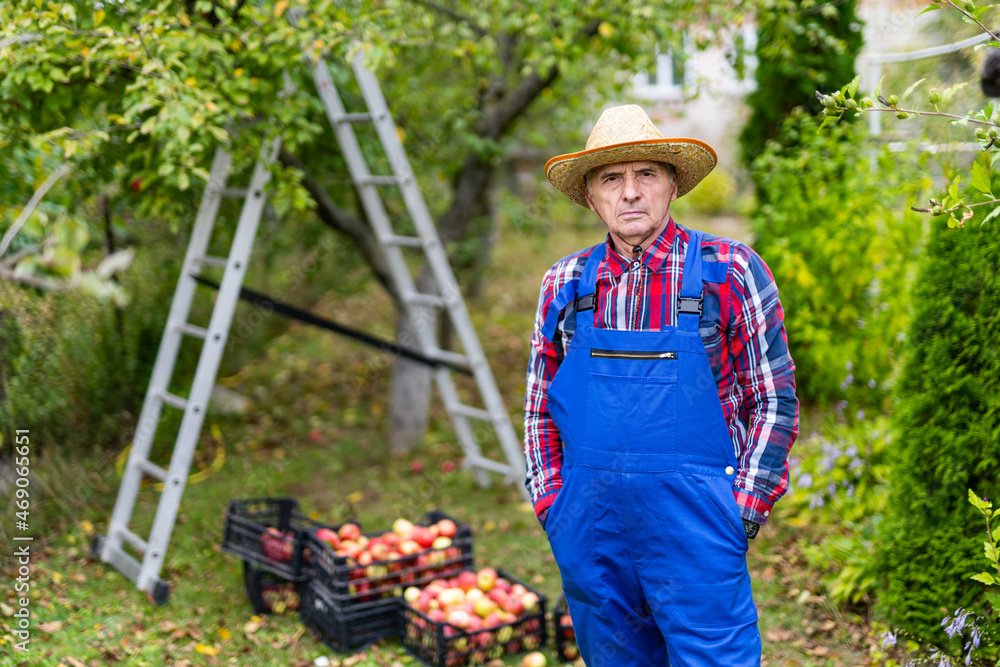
[242, 560, 303, 615]
[300, 578, 401, 653]
[307, 510, 474, 611]
[400, 568, 548, 667]
[552, 592, 579, 662]
[221, 497, 327, 581]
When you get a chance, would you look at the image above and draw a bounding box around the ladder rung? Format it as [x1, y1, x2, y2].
[465, 455, 516, 476]
[428, 349, 470, 368]
[334, 112, 373, 123]
[382, 235, 423, 248]
[119, 527, 149, 554]
[159, 391, 188, 410]
[450, 403, 492, 421]
[219, 187, 249, 198]
[175, 322, 208, 339]
[135, 459, 168, 482]
[194, 254, 228, 268]
[361, 175, 402, 186]
[405, 292, 448, 308]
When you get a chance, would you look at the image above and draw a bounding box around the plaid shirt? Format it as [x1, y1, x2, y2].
[524, 219, 798, 526]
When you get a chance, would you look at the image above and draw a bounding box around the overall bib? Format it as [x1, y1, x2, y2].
[544, 230, 760, 666]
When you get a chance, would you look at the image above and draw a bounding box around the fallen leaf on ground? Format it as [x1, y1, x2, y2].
[194, 643, 219, 655]
[38, 621, 63, 632]
[810, 646, 830, 656]
[764, 628, 794, 642]
[61, 658, 86, 667]
[820, 620, 836, 632]
[244, 618, 262, 634]
[159, 620, 178, 633]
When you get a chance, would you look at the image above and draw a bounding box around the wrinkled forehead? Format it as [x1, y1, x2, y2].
[591, 160, 669, 178]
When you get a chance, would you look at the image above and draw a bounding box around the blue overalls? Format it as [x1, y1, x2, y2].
[543, 230, 760, 666]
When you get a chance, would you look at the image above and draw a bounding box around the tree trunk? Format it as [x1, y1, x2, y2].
[388, 268, 438, 454]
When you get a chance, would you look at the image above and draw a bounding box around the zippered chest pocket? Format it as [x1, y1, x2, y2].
[588, 348, 679, 381]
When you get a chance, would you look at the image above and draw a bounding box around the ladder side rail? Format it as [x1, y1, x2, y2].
[136, 140, 279, 592]
[434, 367, 493, 487]
[103, 147, 234, 563]
[352, 58, 528, 495]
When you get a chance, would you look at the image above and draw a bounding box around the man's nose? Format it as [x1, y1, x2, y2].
[621, 173, 641, 201]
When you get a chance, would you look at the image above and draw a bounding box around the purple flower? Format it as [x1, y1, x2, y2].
[880, 630, 897, 649]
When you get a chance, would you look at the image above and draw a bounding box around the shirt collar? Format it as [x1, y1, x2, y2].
[601, 218, 677, 279]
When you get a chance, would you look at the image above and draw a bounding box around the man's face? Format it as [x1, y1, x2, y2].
[584, 160, 678, 254]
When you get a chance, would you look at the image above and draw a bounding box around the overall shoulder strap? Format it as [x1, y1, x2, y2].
[539, 243, 605, 341]
[678, 229, 704, 332]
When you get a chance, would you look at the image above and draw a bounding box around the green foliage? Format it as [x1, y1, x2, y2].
[0, 248, 176, 456]
[750, 112, 931, 407]
[875, 183, 1000, 643]
[739, 0, 864, 168]
[670, 168, 740, 217]
[785, 417, 891, 607]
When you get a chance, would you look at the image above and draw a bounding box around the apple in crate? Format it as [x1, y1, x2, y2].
[522, 652, 547, 667]
[314, 527, 340, 549]
[260, 527, 294, 563]
[338, 522, 361, 541]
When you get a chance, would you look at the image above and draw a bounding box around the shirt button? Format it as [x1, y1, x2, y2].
[725, 466, 734, 475]
[631, 260, 640, 269]
[764, 510, 770, 517]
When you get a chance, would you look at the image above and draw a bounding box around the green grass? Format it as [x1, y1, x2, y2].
[1, 212, 895, 666]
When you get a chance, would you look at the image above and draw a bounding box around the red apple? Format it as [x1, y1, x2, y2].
[510, 584, 527, 598]
[338, 523, 361, 541]
[493, 578, 511, 593]
[456, 570, 478, 592]
[315, 527, 340, 549]
[487, 588, 508, 608]
[482, 611, 504, 628]
[413, 526, 435, 549]
[410, 460, 424, 474]
[369, 542, 389, 561]
[503, 596, 524, 616]
[260, 527, 294, 563]
[436, 519, 458, 538]
[399, 539, 421, 555]
[381, 531, 400, 549]
[428, 609, 446, 623]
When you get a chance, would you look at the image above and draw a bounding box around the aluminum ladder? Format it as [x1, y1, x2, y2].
[94, 57, 526, 604]
[93, 139, 281, 603]
[311, 54, 526, 495]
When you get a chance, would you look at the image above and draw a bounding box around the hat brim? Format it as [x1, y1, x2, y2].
[544, 138, 718, 207]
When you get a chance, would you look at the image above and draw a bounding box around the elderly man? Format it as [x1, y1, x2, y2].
[523, 105, 798, 666]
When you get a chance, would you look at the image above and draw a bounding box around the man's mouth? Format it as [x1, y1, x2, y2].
[620, 210, 647, 219]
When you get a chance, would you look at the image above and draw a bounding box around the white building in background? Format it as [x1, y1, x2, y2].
[627, 0, 958, 171]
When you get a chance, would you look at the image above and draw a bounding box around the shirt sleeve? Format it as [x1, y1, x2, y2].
[728, 245, 799, 525]
[523, 266, 566, 524]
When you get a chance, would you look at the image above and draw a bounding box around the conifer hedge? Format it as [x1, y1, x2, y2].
[876, 196, 1000, 641]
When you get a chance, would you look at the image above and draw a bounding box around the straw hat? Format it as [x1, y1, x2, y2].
[545, 105, 718, 207]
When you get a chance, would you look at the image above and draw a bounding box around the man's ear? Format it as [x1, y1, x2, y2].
[584, 189, 597, 211]
[669, 178, 678, 203]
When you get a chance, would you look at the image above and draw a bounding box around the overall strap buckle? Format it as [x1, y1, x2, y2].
[576, 293, 597, 311]
[677, 296, 703, 316]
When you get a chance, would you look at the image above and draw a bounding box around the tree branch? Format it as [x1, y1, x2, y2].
[832, 102, 1000, 128]
[411, 0, 488, 38]
[277, 148, 399, 303]
[945, 0, 1000, 44]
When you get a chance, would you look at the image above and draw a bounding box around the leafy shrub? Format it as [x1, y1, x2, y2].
[739, 0, 864, 168]
[784, 416, 891, 607]
[671, 168, 740, 218]
[875, 184, 1000, 643]
[750, 112, 931, 408]
[0, 244, 179, 456]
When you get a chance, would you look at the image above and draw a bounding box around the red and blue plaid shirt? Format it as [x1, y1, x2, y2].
[524, 219, 798, 525]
